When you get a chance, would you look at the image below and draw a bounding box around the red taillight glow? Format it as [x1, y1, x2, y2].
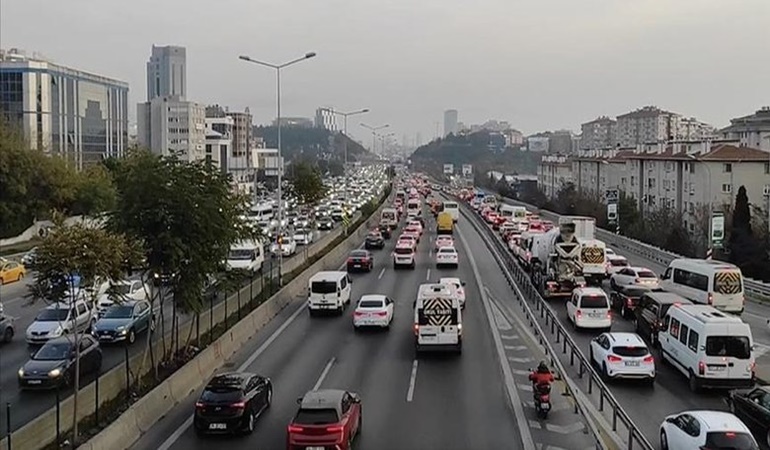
[707, 293, 713, 305]
[643, 355, 655, 363]
[195, 402, 205, 409]
[347, 258, 354, 263]
[287, 425, 304, 433]
[354, 311, 365, 316]
[607, 311, 612, 318]
[576, 310, 582, 318]
[626, 298, 634, 306]
[413, 324, 419, 335]
[725, 432, 736, 438]
[231, 401, 246, 409]
[607, 355, 623, 363]
[326, 425, 344, 433]
[374, 311, 387, 317]
[698, 361, 706, 375]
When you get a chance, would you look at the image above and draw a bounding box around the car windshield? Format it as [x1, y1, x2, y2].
[228, 249, 253, 260]
[311, 281, 337, 294]
[637, 270, 657, 279]
[36, 309, 69, 322]
[359, 300, 384, 308]
[704, 432, 758, 450]
[395, 247, 413, 255]
[612, 346, 648, 357]
[33, 342, 72, 361]
[200, 387, 243, 403]
[103, 306, 134, 319]
[294, 408, 340, 425]
[706, 336, 751, 359]
[580, 295, 608, 308]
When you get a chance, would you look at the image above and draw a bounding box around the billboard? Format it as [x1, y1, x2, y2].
[443, 164, 454, 174]
[462, 164, 472, 176]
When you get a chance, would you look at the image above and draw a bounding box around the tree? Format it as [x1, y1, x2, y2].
[286, 161, 327, 206]
[70, 164, 117, 216]
[107, 151, 251, 373]
[29, 214, 142, 446]
[728, 186, 768, 278]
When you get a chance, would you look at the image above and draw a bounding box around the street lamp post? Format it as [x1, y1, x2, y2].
[239, 52, 317, 287]
[320, 108, 369, 234]
[361, 123, 389, 154]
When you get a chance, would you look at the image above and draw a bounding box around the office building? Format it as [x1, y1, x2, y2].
[719, 107, 770, 151]
[0, 48, 129, 169]
[204, 115, 232, 170]
[444, 109, 459, 136]
[314, 107, 337, 131]
[146, 45, 186, 101]
[137, 96, 206, 162]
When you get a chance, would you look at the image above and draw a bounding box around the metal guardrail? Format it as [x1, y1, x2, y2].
[496, 195, 770, 301]
[460, 198, 655, 450]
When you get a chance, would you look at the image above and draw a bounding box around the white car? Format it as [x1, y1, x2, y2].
[26, 300, 94, 345]
[353, 295, 394, 330]
[605, 248, 617, 257]
[567, 287, 612, 331]
[610, 267, 659, 289]
[407, 220, 424, 235]
[96, 280, 149, 316]
[435, 246, 459, 268]
[440, 277, 466, 308]
[605, 255, 629, 276]
[589, 332, 655, 383]
[659, 410, 758, 450]
[434, 236, 454, 251]
[293, 229, 314, 245]
[270, 238, 297, 256]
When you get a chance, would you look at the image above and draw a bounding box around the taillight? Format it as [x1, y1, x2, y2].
[413, 324, 419, 335]
[231, 401, 246, 409]
[195, 402, 205, 409]
[707, 293, 713, 305]
[354, 311, 364, 316]
[326, 425, 344, 433]
[287, 425, 304, 433]
[607, 355, 623, 363]
[576, 310, 582, 318]
[374, 311, 387, 317]
[347, 257, 354, 263]
[643, 355, 655, 364]
[698, 361, 705, 375]
[607, 311, 612, 319]
[626, 298, 633, 306]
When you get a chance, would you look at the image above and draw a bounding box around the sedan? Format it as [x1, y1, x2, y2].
[353, 295, 394, 330]
[270, 238, 297, 257]
[346, 250, 374, 272]
[610, 267, 659, 290]
[435, 246, 459, 268]
[293, 229, 315, 246]
[439, 277, 466, 308]
[660, 411, 758, 450]
[364, 231, 385, 250]
[194, 372, 272, 435]
[92, 300, 154, 345]
[728, 386, 770, 447]
[407, 220, 423, 235]
[18, 335, 102, 389]
[288, 389, 362, 450]
[0, 261, 26, 285]
[605, 255, 629, 277]
[397, 235, 417, 250]
[317, 217, 334, 230]
[589, 332, 655, 384]
[435, 236, 454, 251]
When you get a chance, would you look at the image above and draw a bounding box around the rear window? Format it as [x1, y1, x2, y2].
[579, 295, 609, 308]
[704, 432, 758, 450]
[444, 203, 458, 209]
[621, 287, 650, 298]
[359, 300, 384, 308]
[612, 346, 649, 357]
[714, 271, 743, 294]
[294, 408, 339, 425]
[438, 248, 455, 253]
[637, 270, 657, 279]
[200, 387, 243, 402]
[311, 281, 338, 294]
[350, 250, 368, 257]
[395, 247, 413, 255]
[610, 259, 628, 267]
[705, 336, 751, 359]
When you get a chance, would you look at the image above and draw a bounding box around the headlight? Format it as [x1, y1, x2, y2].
[50, 327, 63, 336]
[116, 325, 125, 332]
[48, 368, 61, 377]
[18, 368, 24, 377]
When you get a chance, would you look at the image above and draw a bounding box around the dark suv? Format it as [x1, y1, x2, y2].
[610, 285, 659, 319]
[194, 372, 272, 435]
[633, 291, 692, 347]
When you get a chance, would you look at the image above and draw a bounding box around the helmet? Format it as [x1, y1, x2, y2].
[537, 361, 549, 373]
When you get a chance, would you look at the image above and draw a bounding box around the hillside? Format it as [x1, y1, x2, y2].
[410, 130, 540, 178]
[253, 126, 372, 163]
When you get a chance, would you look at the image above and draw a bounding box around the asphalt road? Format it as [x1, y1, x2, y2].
[476, 201, 770, 448]
[129, 206, 597, 450]
[0, 228, 332, 435]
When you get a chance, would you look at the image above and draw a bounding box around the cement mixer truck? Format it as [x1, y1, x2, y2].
[529, 219, 587, 299]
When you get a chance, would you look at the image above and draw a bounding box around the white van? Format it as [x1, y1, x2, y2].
[442, 201, 459, 223]
[380, 208, 398, 229]
[659, 259, 745, 314]
[659, 304, 755, 392]
[307, 271, 352, 316]
[566, 287, 612, 330]
[406, 198, 422, 218]
[226, 240, 264, 273]
[414, 283, 462, 354]
[500, 204, 526, 221]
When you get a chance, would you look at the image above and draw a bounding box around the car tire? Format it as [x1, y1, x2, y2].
[3, 327, 13, 343]
[688, 372, 700, 393]
[620, 304, 628, 319]
[127, 329, 136, 345]
[660, 430, 669, 450]
[17, 272, 23, 282]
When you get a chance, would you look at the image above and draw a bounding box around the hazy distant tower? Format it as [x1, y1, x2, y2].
[444, 109, 459, 137]
[146, 45, 187, 101]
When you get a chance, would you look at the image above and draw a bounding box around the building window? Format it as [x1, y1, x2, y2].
[723, 163, 732, 173]
[721, 183, 732, 194]
[630, 176, 635, 186]
[765, 162, 769, 175]
[648, 178, 656, 188]
[764, 185, 770, 196]
[621, 177, 627, 185]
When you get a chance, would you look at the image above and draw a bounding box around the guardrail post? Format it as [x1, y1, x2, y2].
[55, 386, 61, 446]
[209, 294, 214, 344]
[627, 427, 633, 449]
[223, 292, 228, 329]
[5, 403, 9, 450]
[580, 360, 586, 379]
[570, 347, 575, 366]
[599, 389, 604, 411]
[249, 271, 254, 309]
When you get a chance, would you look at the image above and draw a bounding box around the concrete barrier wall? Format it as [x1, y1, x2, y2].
[0, 195, 388, 450]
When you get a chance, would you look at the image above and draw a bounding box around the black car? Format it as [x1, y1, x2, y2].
[194, 372, 272, 435]
[633, 291, 692, 347]
[378, 223, 392, 239]
[728, 386, 770, 446]
[609, 285, 658, 319]
[317, 217, 334, 230]
[18, 335, 102, 389]
[365, 231, 385, 249]
[346, 249, 374, 272]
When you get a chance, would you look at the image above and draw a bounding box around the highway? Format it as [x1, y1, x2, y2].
[475, 198, 770, 448]
[130, 205, 597, 450]
[0, 229, 331, 435]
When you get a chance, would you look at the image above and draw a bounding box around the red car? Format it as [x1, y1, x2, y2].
[346, 249, 374, 272]
[287, 389, 362, 450]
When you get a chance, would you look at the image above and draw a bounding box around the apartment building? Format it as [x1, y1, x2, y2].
[580, 116, 616, 150]
[615, 106, 680, 147]
[719, 106, 770, 151]
[537, 154, 573, 197]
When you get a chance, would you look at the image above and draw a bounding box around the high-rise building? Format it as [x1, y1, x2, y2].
[137, 96, 206, 162]
[719, 107, 770, 151]
[580, 116, 617, 150]
[314, 107, 337, 131]
[146, 45, 186, 101]
[444, 109, 459, 136]
[0, 48, 129, 169]
[615, 106, 680, 147]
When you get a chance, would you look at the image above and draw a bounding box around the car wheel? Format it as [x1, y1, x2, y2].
[688, 372, 699, 393]
[620, 304, 627, 319]
[127, 329, 136, 345]
[660, 430, 669, 450]
[17, 272, 23, 281]
[3, 327, 13, 343]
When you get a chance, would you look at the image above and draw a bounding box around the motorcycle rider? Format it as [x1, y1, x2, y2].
[529, 361, 555, 389]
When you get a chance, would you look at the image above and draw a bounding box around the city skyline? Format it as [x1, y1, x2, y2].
[3, 0, 770, 144]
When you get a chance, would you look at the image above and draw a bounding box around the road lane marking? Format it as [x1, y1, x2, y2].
[313, 357, 336, 390]
[504, 345, 529, 351]
[377, 268, 386, 279]
[426, 268, 431, 281]
[406, 359, 418, 402]
[457, 225, 536, 450]
[501, 334, 520, 340]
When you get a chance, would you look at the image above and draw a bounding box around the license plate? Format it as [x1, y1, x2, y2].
[625, 361, 640, 367]
[354, 264, 361, 268]
[710, 366, 726, 371]
[27, 380, 42, 385]
[540, 402, 550, 409]
[209, 423, 227, 430]
[589, 313, 602, 318]
[307, 447, 324, 450]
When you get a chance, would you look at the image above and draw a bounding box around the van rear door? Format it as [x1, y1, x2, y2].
[704, 328, 753, 380]
[418, 298, 459, 345]
[712, 270, 744, 312]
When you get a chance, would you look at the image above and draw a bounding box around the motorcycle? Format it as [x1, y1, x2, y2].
[533, 382, 552, 419]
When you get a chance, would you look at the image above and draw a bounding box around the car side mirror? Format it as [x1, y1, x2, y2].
[296, 397, 302, 405]
[665, 417, 675, 424]
[461, 281, 466, 286]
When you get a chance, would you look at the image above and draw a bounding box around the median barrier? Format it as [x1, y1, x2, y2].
[74, 198, 389, 450]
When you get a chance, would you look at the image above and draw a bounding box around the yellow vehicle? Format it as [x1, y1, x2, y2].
[0, 261, 26, 285]
[436, 211, 454, 235]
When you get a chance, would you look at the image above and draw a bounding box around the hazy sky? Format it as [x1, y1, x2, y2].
[3, 0, 770, 146]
